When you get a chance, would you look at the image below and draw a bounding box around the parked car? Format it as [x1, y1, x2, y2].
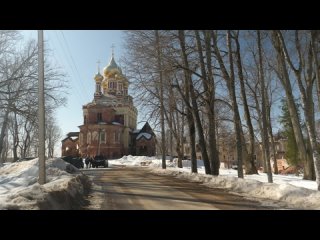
[91, 155, 108, 168]
[61, 156, 84, 169]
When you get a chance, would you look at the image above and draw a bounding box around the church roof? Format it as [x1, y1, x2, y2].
[140, 122, 155, 136]
[104, 56, 122, 74]
[136, 132, 152, 140]
[67, 132, 79, 137]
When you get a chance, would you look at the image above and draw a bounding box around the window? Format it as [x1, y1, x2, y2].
[118, 83, 123, 91]
[100, 131, 106, 143]
[115, 114, 124, 124]
[84, 115, 87, 124]
[97, 113, 102, 122]
[92, 131, 98, 141]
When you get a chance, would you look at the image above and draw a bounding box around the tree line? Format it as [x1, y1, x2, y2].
[0, 30, 67, 163]
[123, 30, 320, 190]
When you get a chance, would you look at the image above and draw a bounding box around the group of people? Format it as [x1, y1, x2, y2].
[84, 156, 94, 169]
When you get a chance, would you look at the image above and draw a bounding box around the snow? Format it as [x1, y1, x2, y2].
[112, 121, 123, 125]
[3, 154, 320, 209]
[109, 156, 320, 209]
[0, 158, 89, 210]
[136, 132, 152, 140]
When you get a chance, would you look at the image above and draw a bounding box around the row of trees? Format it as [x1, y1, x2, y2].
[0, 30, 67, 163]
[123, 30, 320, 190]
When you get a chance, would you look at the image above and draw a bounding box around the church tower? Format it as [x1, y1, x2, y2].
[78, 53, 138, 159]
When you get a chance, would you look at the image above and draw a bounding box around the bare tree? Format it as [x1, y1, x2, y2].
[0, 31, 67, 162]
[234, 31, 258, 175]
[178, 30, 211, 174]
[212, 30, 244, 178]
[46, 115, 62, 158]
[257, 30, 273, 183]
[194, 30, 220, 175]
[271, 30, 314, 180]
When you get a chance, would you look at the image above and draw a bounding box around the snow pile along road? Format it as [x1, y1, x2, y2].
[110, 155, 320, 209]
[0, 158, 90, 210]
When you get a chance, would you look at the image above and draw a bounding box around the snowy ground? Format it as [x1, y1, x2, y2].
[0, 158, 90, 210]
[2, 155, 320, 210]
[109, 156, 320, 209]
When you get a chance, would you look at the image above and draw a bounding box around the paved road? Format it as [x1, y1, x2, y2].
[82, 167, 282, 210]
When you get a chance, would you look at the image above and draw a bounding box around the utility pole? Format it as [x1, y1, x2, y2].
[38, 30, 46, 184]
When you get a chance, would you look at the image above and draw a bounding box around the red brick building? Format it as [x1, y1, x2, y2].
[132, 122, 157, 156]
[62, 53, 156, 159]
[61, 132, 80, 157]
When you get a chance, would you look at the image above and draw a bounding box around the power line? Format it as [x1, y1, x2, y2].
[60, 31, 91, 101]
[52, 31, 87, 104]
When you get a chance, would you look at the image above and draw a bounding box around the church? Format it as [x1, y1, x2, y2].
[61, 52, 156, 159]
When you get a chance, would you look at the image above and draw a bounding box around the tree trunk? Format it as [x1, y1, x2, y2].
[187, 110, 197, 173]
[175, 104, 183, 168]
[0, 107, 10, 163]
[212, 30, 244, 178]
[272, 30, 313, 180]
[179, 104, 185, 168]
[13, 111, 19, 161]
[155, 30, 166, 169]
[226, 31, 244, 178]
[195, 30, 219, 175]
[311, 30, 320, 111]
[257, 30, 273, 183]
[234, 31, 258, 175]
[265, 84, 278, 174]
[178, 30, 211, 174]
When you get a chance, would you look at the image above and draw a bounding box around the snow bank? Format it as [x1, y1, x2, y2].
[0, 158, 90, 210]
[149, 167, 320, 209]
[110, 155, 320, 209]
[109, 155, 158, 166]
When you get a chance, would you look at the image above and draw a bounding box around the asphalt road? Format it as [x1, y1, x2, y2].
[82, 166, 282, 210]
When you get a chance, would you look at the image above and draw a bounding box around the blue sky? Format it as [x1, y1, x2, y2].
[21, 30, 129, 140]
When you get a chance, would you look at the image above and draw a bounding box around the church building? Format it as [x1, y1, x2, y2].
[61, 51, 156, 159]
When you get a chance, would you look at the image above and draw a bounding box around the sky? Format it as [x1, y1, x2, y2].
[20, 30, 128, 146]
[1, 155, 320, 209]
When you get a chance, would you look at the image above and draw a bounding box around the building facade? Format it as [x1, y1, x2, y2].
[61, 132, 80, 157]
[61, 52, 156, 159]
[131, 122, 157, 156]
[78, 54, 137, 159]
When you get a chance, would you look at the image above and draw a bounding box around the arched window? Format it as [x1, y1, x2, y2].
[97, 113, 102, 122]
[100, 131, 106, 143]
[84, 115, 87, 124]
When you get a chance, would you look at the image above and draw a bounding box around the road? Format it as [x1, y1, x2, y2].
[82, 166, 283, 210]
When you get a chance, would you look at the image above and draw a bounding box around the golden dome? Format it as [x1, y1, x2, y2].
[103, 56, 123, 77]
[94, 72, 103, 83]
